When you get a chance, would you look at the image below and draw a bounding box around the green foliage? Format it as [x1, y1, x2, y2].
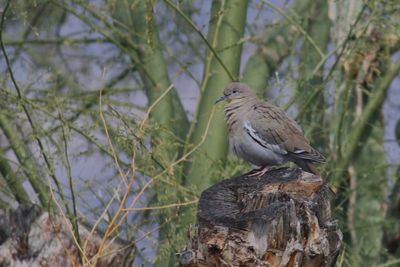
[0, 0, 399, 266]
[396, 120, 400, 145]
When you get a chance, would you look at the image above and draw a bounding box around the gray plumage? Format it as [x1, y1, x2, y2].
[216, 82, 325, 175]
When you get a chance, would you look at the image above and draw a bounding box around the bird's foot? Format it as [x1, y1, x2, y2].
[247, 166, 273, 177]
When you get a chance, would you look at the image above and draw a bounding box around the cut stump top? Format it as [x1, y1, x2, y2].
[180, 168, 342, 267]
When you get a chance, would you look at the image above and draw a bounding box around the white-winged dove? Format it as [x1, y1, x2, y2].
[215, 82, 325, 176]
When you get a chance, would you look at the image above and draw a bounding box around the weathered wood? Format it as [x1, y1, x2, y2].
[0, 204, 134, 267]
[179, 168, 342, 267]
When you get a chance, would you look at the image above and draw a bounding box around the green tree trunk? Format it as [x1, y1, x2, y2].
[328, 0, 400, 264]
[109, 2, 192, 266]
[110, 0, 189, 152]
[185, 0, 248, 190]
[243, 0, 313, 97]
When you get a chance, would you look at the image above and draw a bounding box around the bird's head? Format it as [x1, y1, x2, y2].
[215, 82, 256, 104]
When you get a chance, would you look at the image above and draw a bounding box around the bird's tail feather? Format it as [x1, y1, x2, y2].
[294, 159, 320, 175]
[292, 147, 326, 163]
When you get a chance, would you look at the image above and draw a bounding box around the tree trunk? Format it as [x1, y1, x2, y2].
[184, 0, 249, 190]
[179, 168, 342, 267]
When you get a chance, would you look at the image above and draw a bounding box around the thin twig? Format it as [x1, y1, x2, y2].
[334, 58, 400, 179]
[163, 0, 236, 81]
[90, 80, 176, 265]
[60, 112, 82, 261]
[123, 199, 198, 211]
[139, 84, 174, 130]
[324, 4, 368, 82]
[4, 37, 107, 45]
[284, 3, 368, 111]
[101, 106, 217, 252]
[1, 0, 62, 208]
[99, 69, 128, 186]
[261, 0, 325, 59]
[46, 171, 90, 264]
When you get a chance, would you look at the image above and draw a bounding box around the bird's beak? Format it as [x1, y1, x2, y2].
[215, 95, 226, 104]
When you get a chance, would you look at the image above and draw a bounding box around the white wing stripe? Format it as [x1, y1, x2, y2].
[243, 121, 287, 155]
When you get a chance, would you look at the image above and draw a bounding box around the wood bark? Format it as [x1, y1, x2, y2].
[179, 168, 342, 267]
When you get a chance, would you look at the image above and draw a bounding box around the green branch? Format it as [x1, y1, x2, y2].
[1, 0, 68, 211]
[0, 148, 30, 204]
[334, 58, 400, 180]
[0, 114, 49, 205]
[164, 0, 237, 82]
[261, 0, 325, 59]
[4, 37, 107, 46]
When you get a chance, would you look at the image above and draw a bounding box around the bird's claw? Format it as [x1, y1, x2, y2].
[247, 166, 273, 177]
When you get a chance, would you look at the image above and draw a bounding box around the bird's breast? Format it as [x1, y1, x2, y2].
[224, 103, 242, 132]
[228, 126, 286, 167]
[224, 101, 286, 166]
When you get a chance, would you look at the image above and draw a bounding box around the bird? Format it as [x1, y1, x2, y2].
[215, 82, 325, 176]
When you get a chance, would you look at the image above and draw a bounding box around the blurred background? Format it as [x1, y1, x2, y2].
[0, 0, 399, 266]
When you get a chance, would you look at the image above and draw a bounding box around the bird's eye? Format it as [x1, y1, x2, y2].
[232, 90, 237, 94]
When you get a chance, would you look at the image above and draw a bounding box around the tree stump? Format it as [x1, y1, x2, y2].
[179, 168, 342, 267]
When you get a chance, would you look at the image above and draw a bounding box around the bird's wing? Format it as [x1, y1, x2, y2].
[245, 103, 325, 163]
[244, 120, 288, 155]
